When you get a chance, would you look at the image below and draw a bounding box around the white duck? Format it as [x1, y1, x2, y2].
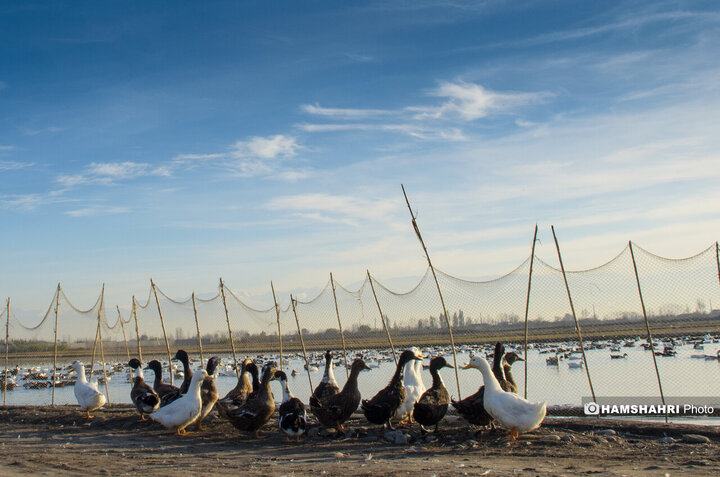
[464, 356, 546, 440]
[395, 347, 426, 423]
[151, 369, 209, 435]
[70, 361, 107, 418]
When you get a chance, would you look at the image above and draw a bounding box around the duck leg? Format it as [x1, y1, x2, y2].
[196, 421, 204, 431]
[86, 411, 92, 419]
[385, 419, 395, 430]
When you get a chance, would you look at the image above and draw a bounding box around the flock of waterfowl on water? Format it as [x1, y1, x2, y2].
[51, 343, 548, 441]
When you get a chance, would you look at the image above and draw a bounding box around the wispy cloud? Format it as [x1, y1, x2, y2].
[230, 134, 300, 159]
[0, 190, 76, 211]
[65, 206, 131, 217]
[56, 161, 170, 187]
[296, 122, 467, 141]
[0, 160, 32, 171]
[301, 103, 396, 119]
[264, 193, 398, 226]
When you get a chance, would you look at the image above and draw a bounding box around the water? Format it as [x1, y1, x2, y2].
[3, 340, 720, 425]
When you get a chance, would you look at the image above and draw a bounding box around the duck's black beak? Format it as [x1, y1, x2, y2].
[516, 356, 525, 362]
[445, 363, 454, 369]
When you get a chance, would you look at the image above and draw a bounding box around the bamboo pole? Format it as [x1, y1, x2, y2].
[271, 282, 283, 371]
[90, 317, 100, 374]
[330, 273, 349, 378]
[716, 241, 719, 291]
[401, 185, 461, 398]
[629, 241, 668, 423]
[219, 278, 240, 379]
[52, 284, 61, 406]
[367, 270, 397, 365]
[132, 296, 143, 362]
[117, 306, 130, 361]
[97, 285, 110, 405]
[191, 293, 204, 364]
[551, 226, 596, 402]
[150, 278, 174, 385]
[523, 225, 538, 399]
[4, 298, 9, 406]
[290, 294, 314, 393]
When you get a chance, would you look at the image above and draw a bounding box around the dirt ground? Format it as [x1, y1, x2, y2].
[0, 405, 718, 476]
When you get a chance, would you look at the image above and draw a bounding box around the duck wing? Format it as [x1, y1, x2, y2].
[451, 386, 492, 426]
[361, 382, 405, 424]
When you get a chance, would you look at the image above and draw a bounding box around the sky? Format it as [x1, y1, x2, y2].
[1, 0, 720, 317]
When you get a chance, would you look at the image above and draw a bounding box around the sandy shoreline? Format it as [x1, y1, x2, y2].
[0, 405, 718, 476]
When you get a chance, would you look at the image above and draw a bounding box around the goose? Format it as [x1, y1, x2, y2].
[395, 346, 426, 424]
[311, 350, 340, 412]
[310, 358, 370, 433]
[464, 356, 546, 440]
[276, 370, 307, 441]
[150, 369, 208, 435]
[216, 364, 278, 438]
[191, 356, 220, 431]
[128, 358, 159, 420]
[145, 360, 182, 406]
[361, 349, 423, 429]
[69, 361, 106, 418]
[413, 356, 453, 433]
[173, 350, 193, 395]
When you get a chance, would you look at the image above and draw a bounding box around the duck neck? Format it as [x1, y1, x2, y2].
[341, 365, 362, 394]
[479, 363, 502, 394]
[503, 363, 516, 388]
[76, 365, 87, 383]
[492, 350, 505, 383]
[429, 366, 444, 389]
[181, 356, 192, 378]
[391, 358, 410, 384]
[322, 355, 335, 384]
[152, 366, 163, 388]
[280, 379, 292, 403]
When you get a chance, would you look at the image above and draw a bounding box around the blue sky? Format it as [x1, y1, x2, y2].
[2, 0, 720, 314]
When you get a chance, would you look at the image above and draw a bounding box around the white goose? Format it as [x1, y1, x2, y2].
[150, 369, 208, 435]
[395, 347, 426, 423]
[464, 356, 546, 440]
[70, 361, 106, 418]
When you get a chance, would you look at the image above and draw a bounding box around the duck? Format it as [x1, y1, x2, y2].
[173, 350, 193, 395]
[145, 360, 182, 406]
[310, 350, 340, 418]
[498, 348, 524, 394]
[216, 360, 258, 421]
[191, 356, 220, 431]
[276, 370, 307, 441]
[128, 358, 160, 420]
[395, 346, 427, 424]
[310, 358, 370, 433]
[150, 369, 208, 435]
[69, 361, 106, 418]
[361, 349, 423, 429]
[413, 356, 453, 433]
[216, 363, 278, 438]
[464, 355, 546, 440]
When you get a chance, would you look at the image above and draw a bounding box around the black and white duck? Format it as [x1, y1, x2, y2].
[275, 370, 307, 441]
[191, 356, 220, 431]
[413, 356, 453, 433]
[216, 363, 277, 438]
[310, 350, 340, 419]
[128, 358, 159, 420]
[145, 360, 182, 407]
[310, 358, 370, 433]
[172, 349, 193, 395]
[361, 349, 423, 429]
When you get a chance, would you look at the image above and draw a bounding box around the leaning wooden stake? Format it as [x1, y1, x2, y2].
[150, 278, 174, 385]
[271, 282, 283, 371]
[52, 284, 61, 406]
[132, 296, 143, 362]
[401, 185, 461, 399]
[367, 270, 397, 365]
[629, 241, 668, 423]
[219, 278, 240, 379]
[90, 318, 100, 376]
[116, 306, 130, 361]
[191, 293, 204, 364]
[330, 273, 350, 378]
[716, 241, 720, 291]
[551, 226, 596, 402]
[97, 285, 111, 405]
[523, 225, 538, 399]
[3, 298, 9, 406]
[290, 295, 314, 393]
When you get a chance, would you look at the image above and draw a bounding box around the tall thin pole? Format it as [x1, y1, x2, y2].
[132, 296, 143, 362]
[551, 226, 596, 402]
[271, 282, 283, 371]
[116, 306, 130, 361]
[52, 284, 61, 406]
[716, 241, 720, 291]
[629, 241, 667, 423]
[367, 270, 397, 365]
[191, 293, 204, 364]
[401, 185, 461, 398]
[330, 273, 349, 378]
[219, 278, 240, 379]
[290, 295, 314, 393]
[90, 319, 100, 375]
[523, 225, 538, 399]
[150, 278, 174, 385]
[97, 284, 110, 405]
[4, 298, 9, 406]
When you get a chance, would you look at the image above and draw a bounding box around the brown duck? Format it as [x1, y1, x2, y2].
[310, 358, 370, 432]
[217, 363, 277, 438]
[413, 356, 453, 433]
